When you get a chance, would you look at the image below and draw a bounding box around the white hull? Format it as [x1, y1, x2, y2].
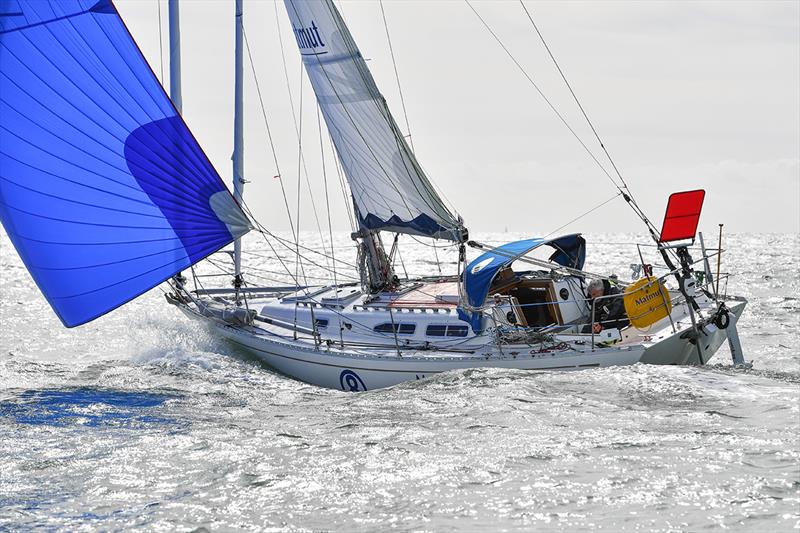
[170, 276, 748, 391]
[177, 305, 643, 391]
[640, 298, 747, 365]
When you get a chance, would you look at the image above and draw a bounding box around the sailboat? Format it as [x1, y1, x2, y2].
[0, 0, 748, 392]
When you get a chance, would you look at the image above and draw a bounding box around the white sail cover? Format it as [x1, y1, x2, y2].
[283, 0, 465, 241]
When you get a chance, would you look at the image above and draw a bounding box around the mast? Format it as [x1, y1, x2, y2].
[168, 0, 181, 112]
[232, 0, 245, 296]
[354, 227, 396, 293]
[168, 0, 184, 287]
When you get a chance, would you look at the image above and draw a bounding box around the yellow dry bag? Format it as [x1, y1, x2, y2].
[623, 276, 672, 330]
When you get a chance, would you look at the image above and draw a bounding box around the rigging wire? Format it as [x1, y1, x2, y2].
[202, 224, 434, 345]
[376, 0, 464, 246]
[295, 66, 306, 279]
[252, 223, 358, 270]
[517, 0, 661, 238]
[394, 236, 410, 280]
[293, 70, 315, 341]
[463, 1, 622, 194]
[375, 2, 461, 219]
[330, 135, 357, 232]
[317, 103, 342, 294]
[156, 0, 164, 84]
[239, 247, 358, 281]
[378, 0, 414, 152]
[238, 14, 358, 288]
[235, 199, 326, 305]
[241, 23, 296, 238]
[291, 0, 460, 232]
[375, 1, 453, 280]
[241, 255, 357, 282]
[294, 74, 307, 337]
[272, 1, 329, 260]
[244, 16, 340, 277]
[543, 192, 621, 238]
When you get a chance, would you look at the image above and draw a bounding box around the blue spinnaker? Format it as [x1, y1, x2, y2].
[0, 0, 250, 327]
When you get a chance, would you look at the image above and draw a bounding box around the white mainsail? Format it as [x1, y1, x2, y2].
[283, 0, 465, 242]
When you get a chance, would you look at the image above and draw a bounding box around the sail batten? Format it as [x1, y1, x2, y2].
[0, 0, 250, 327]
[283, 0, 464, 241]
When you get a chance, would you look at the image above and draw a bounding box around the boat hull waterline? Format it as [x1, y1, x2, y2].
[639, 299, 746, 366]
[176, 305, 646, 391]
[173, 298, 743, 392]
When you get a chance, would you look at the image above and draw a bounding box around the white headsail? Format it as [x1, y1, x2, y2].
[283, 0, 465, 242]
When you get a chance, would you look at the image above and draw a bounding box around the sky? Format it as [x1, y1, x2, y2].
[115, 0, 800, 236]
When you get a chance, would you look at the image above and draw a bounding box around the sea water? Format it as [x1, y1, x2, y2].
[1, 231, 798, 531]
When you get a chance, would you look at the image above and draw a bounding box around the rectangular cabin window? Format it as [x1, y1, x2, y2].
[315, 318, 329, 329]
[426, 325, 448, 337]
[427, 325, 469, 337]
[374, 323, 416, 335]
[446, 325, 468, 337]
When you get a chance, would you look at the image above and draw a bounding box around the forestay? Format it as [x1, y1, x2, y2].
[283, 0, 464, 241]
[0, 0, 250, 327]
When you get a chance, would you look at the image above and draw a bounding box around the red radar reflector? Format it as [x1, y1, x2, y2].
[658, 189, 706, 243]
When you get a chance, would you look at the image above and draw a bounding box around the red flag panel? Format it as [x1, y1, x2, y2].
[658, 189, 706, 243]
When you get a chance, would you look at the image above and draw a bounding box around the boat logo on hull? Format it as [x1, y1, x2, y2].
[470, 257, 494, 275]
[339, 370, 367, 392]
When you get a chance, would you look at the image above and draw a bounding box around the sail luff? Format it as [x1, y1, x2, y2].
[283, 0, 466, 242]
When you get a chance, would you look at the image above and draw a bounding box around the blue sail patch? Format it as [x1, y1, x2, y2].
[0, 0, 249, 327]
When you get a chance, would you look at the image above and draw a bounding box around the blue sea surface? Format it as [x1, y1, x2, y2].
[1, 231, 798, 531]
